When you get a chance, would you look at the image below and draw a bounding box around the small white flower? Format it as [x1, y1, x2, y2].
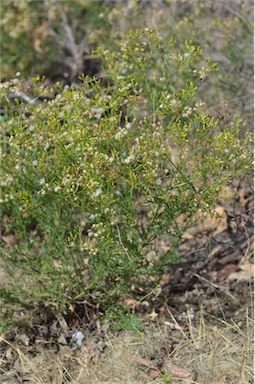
[15, 72, 21, 77]
[32, 160, 38, 167]
[73, 93, 80, 100]
[125, 122, 132, 130]
[59, 112, 65, 119]
[123, 154, 134, 164]
[114, 132, 121, 140]
[156, 179, 162, 185]
[183, 53, 189, 58]
[91, 107, 104, 117]
[89, 214, 96, 220]
[171, 99, 177, 105]
[109, 156, 114, 163]
[39, 177, 45, 185]
[1, 181, 7, 187]
[54, 186, 61, 192]
[94, 188, 102, 197]
[28, 125, 35, 132]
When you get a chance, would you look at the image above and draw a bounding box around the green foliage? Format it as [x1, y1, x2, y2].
[103, 306, 144, 332]
[161, 374, 173, 384]
[0, 29, 253, 323]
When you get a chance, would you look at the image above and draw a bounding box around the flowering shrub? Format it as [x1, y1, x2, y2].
[0, 29, 253, 322]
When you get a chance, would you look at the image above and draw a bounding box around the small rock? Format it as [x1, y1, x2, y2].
[57, 334, 68, 345]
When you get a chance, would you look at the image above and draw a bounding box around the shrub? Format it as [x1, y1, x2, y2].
[0, 29, 253, 323]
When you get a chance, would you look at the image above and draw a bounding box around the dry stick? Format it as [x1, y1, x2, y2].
[192, 273, 236, 300]
[239, 217, 252, 265]
[138, 284, 161, 302]
[186, 308, 200, 350]
[166, 307, 188, 339]
[54, 1, 88, 78]
[115, 224, 132, 261]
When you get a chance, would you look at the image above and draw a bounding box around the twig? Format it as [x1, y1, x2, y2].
[239, 217, 252, 265]
[193, 273, 236, 300]
[115, 224, 132, 261]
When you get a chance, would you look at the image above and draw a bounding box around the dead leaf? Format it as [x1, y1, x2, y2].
[124, 299, 149, 312]
[171, 363, 192, 378]
[164, 359, 192, 378]
[227, 261, 254, 281]
[125, 299, 137, 306]
[149, 275, 158, 282]
[1, 234, 20, 246]
[134, 356, 160, 372]
[150, 370, 161, 378]
[218, 264, 239, 281]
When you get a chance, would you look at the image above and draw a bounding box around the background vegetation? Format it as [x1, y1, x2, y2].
[1, 1, 253, 124]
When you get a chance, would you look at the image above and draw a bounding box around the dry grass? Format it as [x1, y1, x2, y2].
[1, 304, 253, 384]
